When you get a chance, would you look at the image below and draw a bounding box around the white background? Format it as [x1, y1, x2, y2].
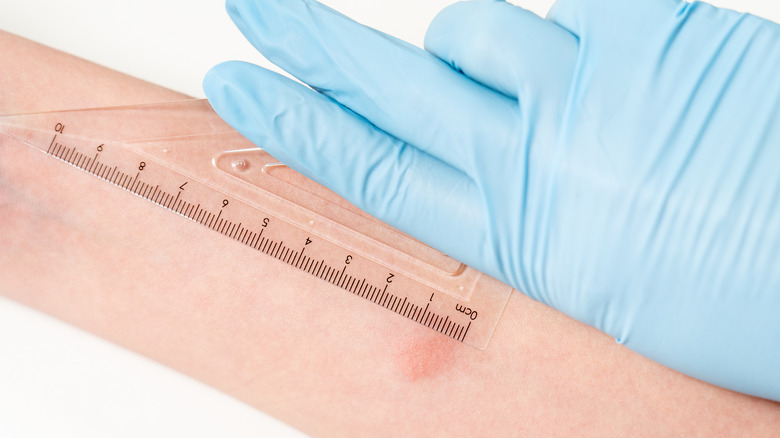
[1, 1, 778, 437]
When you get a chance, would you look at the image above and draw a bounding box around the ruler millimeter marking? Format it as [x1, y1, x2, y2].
[44, 130, 476, 342]
[0, 99, 512, 349]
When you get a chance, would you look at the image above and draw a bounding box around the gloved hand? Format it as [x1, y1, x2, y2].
[203, 0, 780, 401]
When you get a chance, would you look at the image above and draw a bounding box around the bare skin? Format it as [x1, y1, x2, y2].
[1, 31, 778, 437]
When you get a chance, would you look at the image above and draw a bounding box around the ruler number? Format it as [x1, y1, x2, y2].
[345, 255, 352, 265]
[222, 199, 229, 208]
[138, 161, 146, 171]
[262, 218, 269, 227]
[305, 237, 312, 246]
[387, 273, 394, 284]
[54, 123, 65, 133]
[96, 144, 104, 152]
[455, 304, 478, 320]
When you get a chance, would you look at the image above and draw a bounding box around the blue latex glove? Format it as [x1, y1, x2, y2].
[204, 0, 780, 400]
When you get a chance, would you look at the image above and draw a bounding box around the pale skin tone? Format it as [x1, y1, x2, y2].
[1, 31, 778, 437]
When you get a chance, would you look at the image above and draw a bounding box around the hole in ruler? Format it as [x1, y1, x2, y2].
[212, 147, 477, 300]
[225, 149, 464, 276]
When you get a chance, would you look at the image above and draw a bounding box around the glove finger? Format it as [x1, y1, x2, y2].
[424, 0, 577, 104]
[203, 61, 488, 266]
[223, 0, 520, 177]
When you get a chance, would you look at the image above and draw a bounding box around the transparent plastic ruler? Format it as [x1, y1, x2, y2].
[0, 99, 512, 349]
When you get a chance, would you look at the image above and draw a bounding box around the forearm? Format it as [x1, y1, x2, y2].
[1, 31, 778, 437]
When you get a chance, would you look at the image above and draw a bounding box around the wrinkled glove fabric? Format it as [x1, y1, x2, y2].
[204, 0, 780, 401]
